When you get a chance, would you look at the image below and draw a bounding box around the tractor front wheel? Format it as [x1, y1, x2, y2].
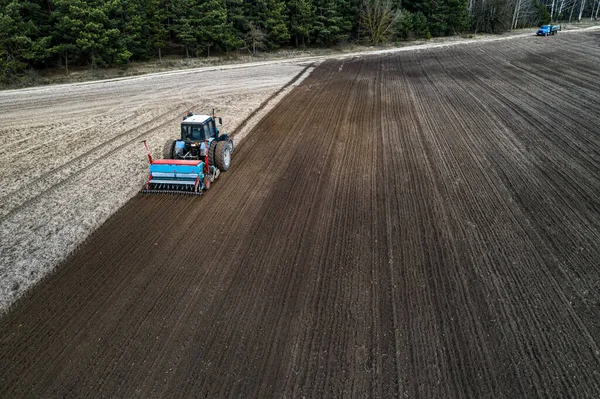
[163, 139, 176, 159]
[215, 140, 232, 171]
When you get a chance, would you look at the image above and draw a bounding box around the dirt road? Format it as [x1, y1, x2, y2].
[2, 32, 600, 397]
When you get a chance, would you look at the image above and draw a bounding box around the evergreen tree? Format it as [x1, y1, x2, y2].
[424, 0, 450, 36]
[313, 0, 352, 44]
[50, 2, 81, 74]
[0, 7, 26, 82]
[172, 0, 238, 56]
[445, 0, 469, 34]
[113, 0, 148, 60]
[288, 0, 316, 46]
[196, 0, 228, 56]
[51, 0, 131, 68]
[221, 21, 244, 54]
[339, 0, 361, 40]
[225, 0, 248, 38]
[1, 1, 51, 63]
[175, 19, 196, 57]
[412, 11, 431, 37]
[146, 0, 169, 61]
[171, 0, 200, 56]
[395, 9, 412, 39]
[250, 0, 290, 48]
[410, 0, 468, 36]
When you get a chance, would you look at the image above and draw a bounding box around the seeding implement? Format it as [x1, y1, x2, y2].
[142, 111, 234, 195]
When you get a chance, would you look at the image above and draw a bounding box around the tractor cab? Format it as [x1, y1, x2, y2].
[181, 113, 220, 142]
[170, 112, 226, 160]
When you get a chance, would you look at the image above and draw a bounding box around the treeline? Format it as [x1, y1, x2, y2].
[471, 0, 598, 32]
[1, 0, 467, 83]
[0, 0, 596, 83]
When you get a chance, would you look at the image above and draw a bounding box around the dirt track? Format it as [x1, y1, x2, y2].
[2, 32, 600, 397]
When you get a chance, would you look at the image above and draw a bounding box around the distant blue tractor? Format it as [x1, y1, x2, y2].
[143, 111, 234, 195]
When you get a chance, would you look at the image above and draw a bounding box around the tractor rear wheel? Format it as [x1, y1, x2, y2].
[215, 140, 232, 171]
[163, 139, 176, 159]
[208, 141, 218, 166]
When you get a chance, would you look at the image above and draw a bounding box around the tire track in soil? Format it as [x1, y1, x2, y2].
[438, 42, 600, 339]
[452, 42, 600, 268]
[2, 32, 600, 398]
[398, 38, 600, 396]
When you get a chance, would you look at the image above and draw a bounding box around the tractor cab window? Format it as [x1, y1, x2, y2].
[203, 123, 212, 139]
[182, 124, 208, 141]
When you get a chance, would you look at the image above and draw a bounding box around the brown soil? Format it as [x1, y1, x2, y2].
[2, 32, 600, 397]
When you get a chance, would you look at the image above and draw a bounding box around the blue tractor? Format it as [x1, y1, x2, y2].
[143, 111, 234, 195]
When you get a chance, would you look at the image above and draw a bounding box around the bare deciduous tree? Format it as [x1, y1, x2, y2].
[578, 0, 586, 20]
[244, 23, 266, 56]
[360, 0, 402, 45]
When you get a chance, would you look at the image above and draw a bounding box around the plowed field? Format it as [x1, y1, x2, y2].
[2, 32, 600, 397]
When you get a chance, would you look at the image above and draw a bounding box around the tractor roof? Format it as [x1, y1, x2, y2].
[182, 114, 212, 124]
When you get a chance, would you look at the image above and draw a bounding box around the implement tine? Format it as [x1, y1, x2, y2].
[141, 180, 204, 195]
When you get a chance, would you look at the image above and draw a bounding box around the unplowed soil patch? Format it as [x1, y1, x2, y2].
[2, 32, 600, 397]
